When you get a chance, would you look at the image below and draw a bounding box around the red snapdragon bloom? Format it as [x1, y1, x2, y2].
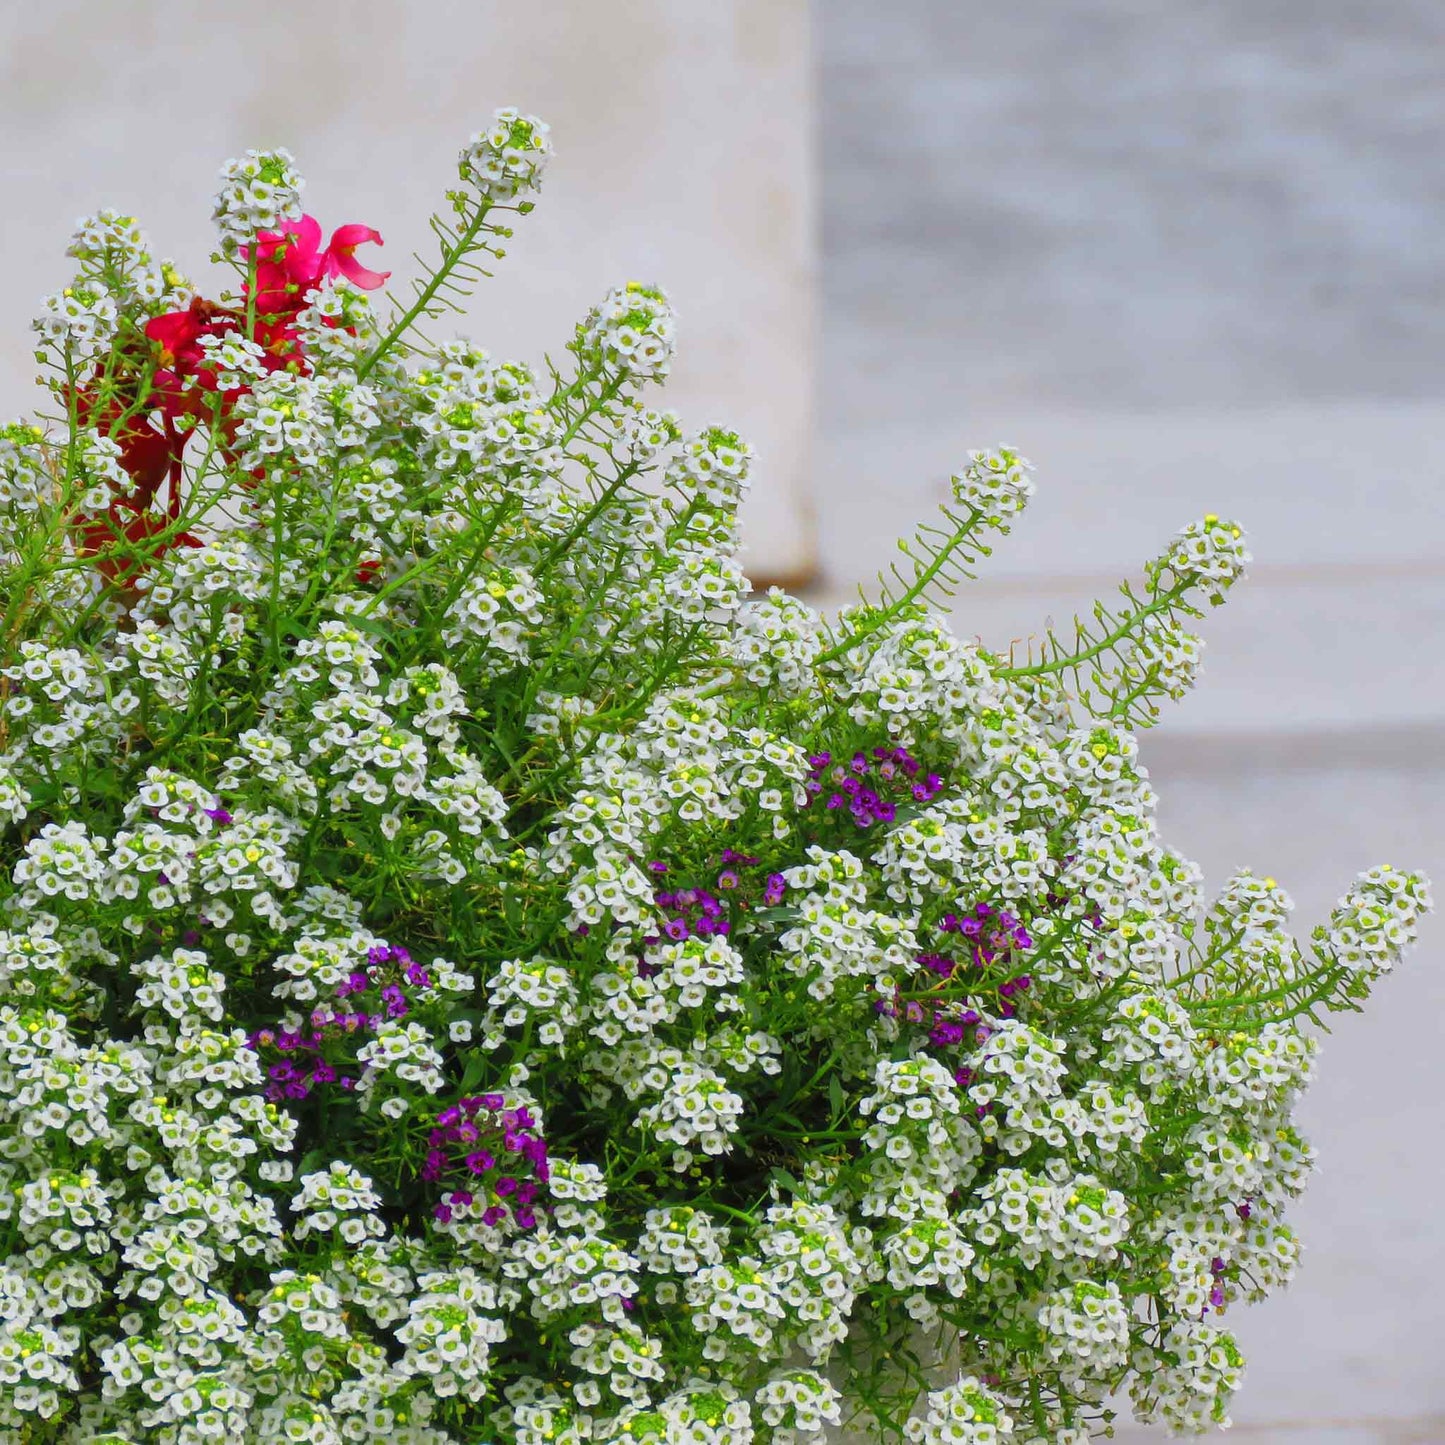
[145, 303, 207, 370]
[144, 296, 259, 394]
[73, 210, 387, 600]
[245, 214, 390, 313]
[323, 222, 390, 289]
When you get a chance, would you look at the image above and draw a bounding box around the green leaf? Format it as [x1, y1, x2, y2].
[767, 1167, 802, 1195]
[333, 611, 399, 641]
[459, 1050, 489, 1093]
[295, 1147, 330, 1179]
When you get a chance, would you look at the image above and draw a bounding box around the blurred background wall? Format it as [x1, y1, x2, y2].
[2, 4, 1442, 1442]
[816, 9, 1444, 1442]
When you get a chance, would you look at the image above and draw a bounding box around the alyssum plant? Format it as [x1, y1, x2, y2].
[0, 108, 1429, 1445]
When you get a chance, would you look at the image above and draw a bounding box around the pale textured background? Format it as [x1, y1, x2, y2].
[3, 4, 1443, 1442]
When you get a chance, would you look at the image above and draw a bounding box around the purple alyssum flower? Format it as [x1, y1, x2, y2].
[425, 1094, 550, 1228]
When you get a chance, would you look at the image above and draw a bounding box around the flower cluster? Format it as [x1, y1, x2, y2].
[248, 1009, 372, 1101]
[581, 282, 678, 381]
[904, 1379, 1014, 1445]
[645, 850, 789, 947]
[805, 744, 944, 829]
[212, 147, 306, 250]
[459, 107, 555, 201]
[0, 112, 1430, 1445]
[879, 900, 1037, 1054]
[424, 1094, 550, 1228]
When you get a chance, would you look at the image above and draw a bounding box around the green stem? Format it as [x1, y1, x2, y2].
[533, 460, 640, 576]
[1167, 925, 1247, 990]
[813, 504, 985, 668]
[1186, 957, 1352, 1028]
[558, 374, 624, 449]
[407, 497, 522, 645]
[243, 249, 259, 340]
[266, 480, 287, 663]
[697, 1200, 760, 1230]
[355, 202, 494, 383]
[997, 579, 1191, 680]
[1029, 1379, 1049, 1438]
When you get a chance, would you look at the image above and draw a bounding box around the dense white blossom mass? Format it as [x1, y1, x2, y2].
[0, 109, 1430, 1445]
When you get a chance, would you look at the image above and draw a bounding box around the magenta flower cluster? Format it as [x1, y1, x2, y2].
[932, 903, 1034, 976]
[1207, 1256, 1229, 1312]
[642, 848, 788, 955]
[246, 943, 435, 1102]
[247, 1010, 370, 1103]
[651, 869, 733, 943]
[805, 746, 943, 828]
[878, 902, 1036, 1057]
[337, 943, 432, 1019]
[424, 1094, 550, 1227]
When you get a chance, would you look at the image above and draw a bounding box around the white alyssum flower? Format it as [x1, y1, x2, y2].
[212, 146, 305, 250]
[581, 282, 677, 382]
[460, 107, 554, 201]
[903, 1378, 1014, 1445]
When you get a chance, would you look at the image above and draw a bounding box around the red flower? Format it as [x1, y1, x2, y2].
[145, 306, 206, 368]
[323, 223, 390, 289]
[71, 503, 201, 593]
[73, 214, 386, 604]
[246, 214, 389, 313]
[247, 216, 319, 314]
[144, 297, 246, 387]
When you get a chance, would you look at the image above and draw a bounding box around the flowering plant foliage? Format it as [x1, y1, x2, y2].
[0, 108, 1431, 1445]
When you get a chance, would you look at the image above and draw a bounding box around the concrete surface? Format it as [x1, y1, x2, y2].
[821, 2, 1445, 415]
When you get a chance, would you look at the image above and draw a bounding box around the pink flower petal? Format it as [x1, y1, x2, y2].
[329, 223, 382, 249]
[330, 253, 391, 289]
[324, 224, 389, 290]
